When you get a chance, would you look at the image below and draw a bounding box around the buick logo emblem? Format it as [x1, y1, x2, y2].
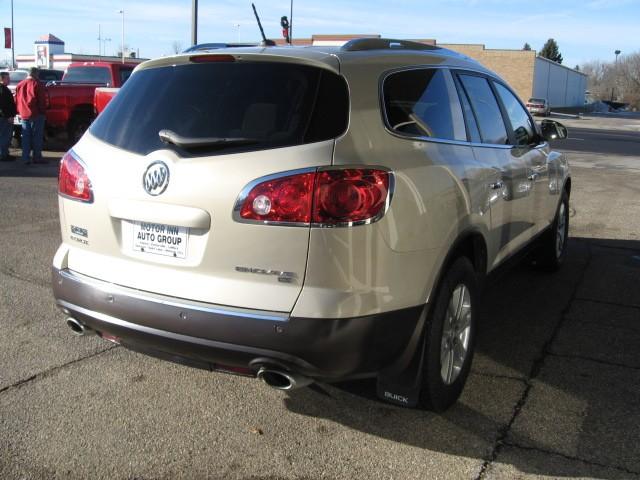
[143, 161, 170, 196]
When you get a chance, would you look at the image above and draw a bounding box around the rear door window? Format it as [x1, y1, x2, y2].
[383, 68, 466, 141]
[457, 74, 508, 145]
[90, 61, 349, 156]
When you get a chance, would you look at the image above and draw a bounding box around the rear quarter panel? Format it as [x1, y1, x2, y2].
[293, 57, 493, 318]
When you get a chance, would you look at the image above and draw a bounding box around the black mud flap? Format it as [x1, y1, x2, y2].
[376, 304, 429, 408]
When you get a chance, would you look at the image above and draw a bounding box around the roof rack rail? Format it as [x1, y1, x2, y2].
[341, 38, 440, 52]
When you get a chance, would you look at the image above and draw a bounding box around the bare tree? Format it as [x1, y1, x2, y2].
[582, 52, 640, 109]
[171, 41, 183, 54]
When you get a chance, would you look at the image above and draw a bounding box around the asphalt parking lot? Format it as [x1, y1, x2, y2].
[1, 114, 639, 479]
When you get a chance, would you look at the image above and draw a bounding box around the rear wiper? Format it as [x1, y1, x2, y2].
[158, 129, 258, 149]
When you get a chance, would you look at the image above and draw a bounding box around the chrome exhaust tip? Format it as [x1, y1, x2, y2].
[257, 367, 313, 391]
[65, 317, 95, 336]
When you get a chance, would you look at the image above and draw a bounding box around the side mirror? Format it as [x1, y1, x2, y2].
[540, 119, 568, 141]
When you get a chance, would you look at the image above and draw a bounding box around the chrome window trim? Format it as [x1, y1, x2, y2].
[59, 269, 289, 322]
[232, 166, 396, 228]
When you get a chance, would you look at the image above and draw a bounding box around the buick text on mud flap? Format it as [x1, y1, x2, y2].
[131, 221, 189, 258]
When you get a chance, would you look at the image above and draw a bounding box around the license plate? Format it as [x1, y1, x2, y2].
[129, 221, 189, 258]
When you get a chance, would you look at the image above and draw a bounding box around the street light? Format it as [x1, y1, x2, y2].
[118, 9, 125, 63]
[611, 50, 621, 102]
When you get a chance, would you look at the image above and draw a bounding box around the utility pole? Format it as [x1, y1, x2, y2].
[11, 0, 15, 68]
[98, 24, 102, 56]
[118, 9, 125, 63]
[289, 0, 293, 44]
[191, 0, 198, 46]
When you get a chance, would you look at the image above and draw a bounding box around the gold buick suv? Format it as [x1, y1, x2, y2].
[53, 39, 570, 411]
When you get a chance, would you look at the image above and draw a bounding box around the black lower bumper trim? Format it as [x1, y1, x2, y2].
[53, 267, 425, 379]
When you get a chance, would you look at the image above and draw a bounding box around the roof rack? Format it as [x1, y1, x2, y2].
[341, 38, 440, 52]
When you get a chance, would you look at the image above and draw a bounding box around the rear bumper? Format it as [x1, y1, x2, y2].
[52, 267, 424, 379]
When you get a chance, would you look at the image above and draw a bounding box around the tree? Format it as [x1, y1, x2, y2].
[540, 38, 563, 64]
[523, 42, 532, 51]
[171, 41, 183, 54]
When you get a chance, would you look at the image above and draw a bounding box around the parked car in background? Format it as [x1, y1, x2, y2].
[0, 69, 28, 93]
[53, 39, 570, 412]
[526, 97, 551, 116]
[13, 61, 137, 144]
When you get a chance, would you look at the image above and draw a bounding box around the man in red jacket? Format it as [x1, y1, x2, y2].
[16, 67, 47, 165]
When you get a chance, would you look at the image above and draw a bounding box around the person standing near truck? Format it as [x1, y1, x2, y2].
[0, 72, 17, 162]
[16, 67, 47, 165]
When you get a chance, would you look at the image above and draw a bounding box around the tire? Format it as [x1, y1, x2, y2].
[417, 256, 479, 412]
[534, 191, 570, 272]
[67, 116, 92, 145]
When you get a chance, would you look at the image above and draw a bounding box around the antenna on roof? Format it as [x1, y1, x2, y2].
[251, 3, 276, 46]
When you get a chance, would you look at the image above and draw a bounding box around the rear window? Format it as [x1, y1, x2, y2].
[529, 98, 545, 104]
[90, 61, 349, 156]
[39, 70, 63, 82]
[63, 67, 111, 84]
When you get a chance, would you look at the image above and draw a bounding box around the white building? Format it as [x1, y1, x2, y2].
[16, 34, 145, 71]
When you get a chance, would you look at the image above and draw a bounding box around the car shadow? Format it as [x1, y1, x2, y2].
[283, 237, 640, 478]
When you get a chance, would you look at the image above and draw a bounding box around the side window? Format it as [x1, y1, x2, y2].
[120, 68, 133, 85]
[494, 82, 536, 146]
[453, 76, 481, 143]
[458, 74, 508, 145]
[383, 69, 466, 141]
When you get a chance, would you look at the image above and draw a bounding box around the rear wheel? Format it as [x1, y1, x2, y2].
[418, 256, 479, 412]
[67, 115, 93, 145]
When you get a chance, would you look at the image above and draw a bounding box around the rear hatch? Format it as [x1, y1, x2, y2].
[58, 52, 348, 313]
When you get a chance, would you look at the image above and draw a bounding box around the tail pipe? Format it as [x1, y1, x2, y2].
[65, 317, 95, 336]
[257, 367, 313, 391]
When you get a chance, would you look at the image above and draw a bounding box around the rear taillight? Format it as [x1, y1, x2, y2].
[58, 151, 93, 203]
[239, 171, 315, 224]
[235, 168, 392, 226]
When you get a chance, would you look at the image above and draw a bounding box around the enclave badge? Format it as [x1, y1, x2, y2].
[143, 161, 170, 196]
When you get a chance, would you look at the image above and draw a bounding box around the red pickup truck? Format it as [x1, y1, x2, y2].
[15, 61, 138, 143]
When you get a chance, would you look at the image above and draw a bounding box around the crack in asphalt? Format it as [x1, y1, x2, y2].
[475, 244, 594, 480]
[502, 442, 640, 476]
[590, 242, 640, 254]
[0, 345, 119, 396]
[471, 371, 527, 383]
[574, 296, 640, 311]
[547, 351, 640, 371]
[0, 267, 50, 290]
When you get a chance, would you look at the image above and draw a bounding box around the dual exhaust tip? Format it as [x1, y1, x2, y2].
[257, 366, 313, 391]
[65, 317, 95, 336]
[65, 316, 313, 391]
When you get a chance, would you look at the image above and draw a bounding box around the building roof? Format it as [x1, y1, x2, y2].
[35, 34, 64, 45]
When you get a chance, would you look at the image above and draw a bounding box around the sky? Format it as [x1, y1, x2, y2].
[2, 0, 638, 68]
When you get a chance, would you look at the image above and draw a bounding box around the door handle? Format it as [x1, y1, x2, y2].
[489, 181, 504, 190]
